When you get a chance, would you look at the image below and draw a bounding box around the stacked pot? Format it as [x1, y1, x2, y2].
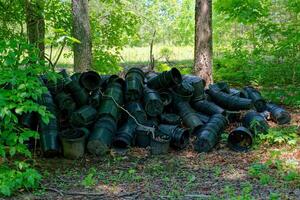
[23, 67, 291, 159]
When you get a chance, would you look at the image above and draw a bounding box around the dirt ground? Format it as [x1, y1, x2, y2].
[8, 109, 300, 200]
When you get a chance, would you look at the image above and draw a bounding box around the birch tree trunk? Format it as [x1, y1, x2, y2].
[194, 0, 213, 86]
[72, 0, 92, 72]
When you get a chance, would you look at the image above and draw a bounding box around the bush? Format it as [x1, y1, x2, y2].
[0, 38, 52, 196]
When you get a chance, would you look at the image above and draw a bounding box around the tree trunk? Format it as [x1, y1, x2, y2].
[194, 0, 213, 86]
[25, 0, 45, 60]
[72, 0, 92, 72]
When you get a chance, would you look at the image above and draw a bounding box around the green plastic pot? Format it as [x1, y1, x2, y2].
[98, 81, 124, 121]
[70, 105, 98, 127]
[143, 87, 164, 117]
[175, 101, 203, 134]
[147, 68, 182, 90]
[38, 90, 57, 113]
[150, 131, 171, 155]
[79, 71, 102, 91]
[159, 113, 181, 125]
[265, 103, 291, 125]
[242, 111, 269, 134]
[192, 100, 226, 116]
[209, 82, 230, 93]
[125, 68, 144, 101]
[158, 124, 189, 149]
[172, 81, 194, 102]
[20, 112, 37, 130]
[39, 116, 59, 157]
[126, 102, 147, 123]
[113, 119, 137, 148]
[89, 90, 102, 109]
[228, 126, 253, 152]
[207, 88, 253, 111]
[183, 75, 206, 102]
[159, 90, 173, 106]
[134, 120, 156, 148]
[243, 86, 266, 112]
[87, 116, 117, 155]
[194, 114, 228, 152]
[55, 92, 76, 115]
[225, 110, 242, 123]
[39, 129, 60, 157]
[65, 79, 89, 106]
[60, 128, 89, 159]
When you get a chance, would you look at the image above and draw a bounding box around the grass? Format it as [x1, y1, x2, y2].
[121, 45, 194, 63]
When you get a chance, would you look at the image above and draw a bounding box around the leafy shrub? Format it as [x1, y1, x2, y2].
[0, 38, 52, 196]
[0, 162, 41, 196]
[257, 126, 299, 146]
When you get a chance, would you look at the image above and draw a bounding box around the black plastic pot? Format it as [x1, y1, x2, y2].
[55, 92, 76, 115]
[113, 119, 137, 148]
[229, 88, 241, 97]
[194, 114, 228, 152]
[143, 87, 164, 117]
[225, 110, 242, 123]
[195, 113, 210, 124]
[126, 102, 147, 123]
[147, 68, 182, 90]
[175, 101, 204, 134]
[150, 130, 171, 155]
[209, 82, 230, 93]
[89, 90, 102, 109]
[87, 115, 117, 155]
[242, 111, 269, 134]
[159, 89, 173, 106]
[145, 71, 158, 81]
[207, 88, 253, 111]
[38, 90, 57, 113]
[38, 90, 60, 157]
[172, 81, 194, 102]
[183, 75, 205, 102]
[60, 128, 88, 159]
[158, 124, 189, 149]
[265, 103, 291, 125]
[79, 71, 102, 91]
[43, 76, 64, 95]
[243, 87, 266, 112]
[98, 81, 124, 121]
[39, 115, 59, 157]
[159, 113, 181, 125]
[20, 112, 37, 130]
[192, 100, 226, 116]
[70, 72, 81, 82]
[228, 126, 253, 152]
[125, 68, 145, 101]
[134, 120, 156, 148]
[70, 105, 98, 127]
[65, 79, 89, 106]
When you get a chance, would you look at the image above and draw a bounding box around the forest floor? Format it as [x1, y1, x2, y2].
[9, 108, 300, 200]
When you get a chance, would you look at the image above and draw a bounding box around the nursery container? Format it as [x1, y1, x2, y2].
[228, 126, 253, 152]
[147, 68, 182, 90]
[87, 116, 117, 155]
[143, 87, 164, 117]
[265, 103, 291, 125]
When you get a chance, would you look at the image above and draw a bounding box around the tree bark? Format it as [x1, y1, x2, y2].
[25, 0, 45, 60]
[194, 0, 213, 86]
[72, 0, 92, 72]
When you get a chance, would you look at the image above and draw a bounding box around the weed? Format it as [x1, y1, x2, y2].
[258, 126, 299, 146]
[81, 167, 97, 188]
[213, 166, 222, 177]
